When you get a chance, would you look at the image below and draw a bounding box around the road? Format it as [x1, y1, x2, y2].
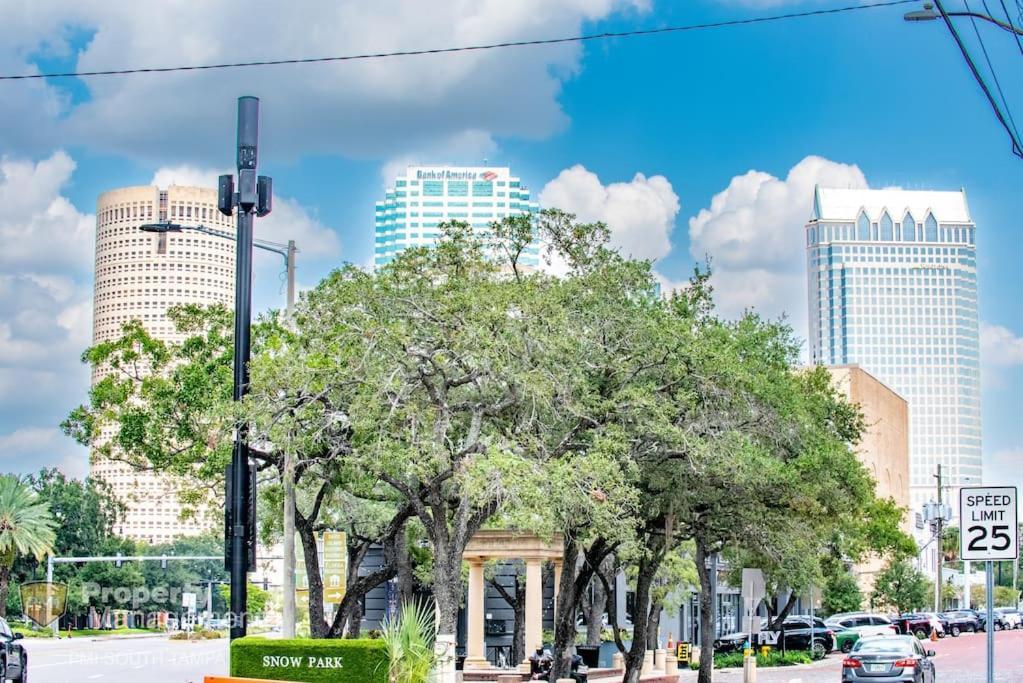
[677, 628, 1023, 682]
[20, 629, 1023, 682]
[23, 635, 228, 683]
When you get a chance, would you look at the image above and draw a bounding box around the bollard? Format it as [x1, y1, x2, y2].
[654, 648, 666, 671]
[743, 652, 757, 683]
[642, 650, 654, 675]
[612, 652, 625, 670]
[665, 656, 679, 676]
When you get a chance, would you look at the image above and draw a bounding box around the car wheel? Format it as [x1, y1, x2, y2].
[841, 640, 854, 653]
[811, 640, 827, 660]
[13, 657, 26, 683]
[951, 625, 961, 637]
[914, 628, 928, 639]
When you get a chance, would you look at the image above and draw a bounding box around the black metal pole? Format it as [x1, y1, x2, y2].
[229, 95, 259, 641]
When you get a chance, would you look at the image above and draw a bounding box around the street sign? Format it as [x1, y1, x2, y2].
[741, 568, 765, 634]
[322, 531, 347, 605]
[960, 487, 1019, 561]
[183, 592, 197, 615]
[676, 642, 691, 664]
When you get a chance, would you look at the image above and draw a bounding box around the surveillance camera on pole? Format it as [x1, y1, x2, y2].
[219, 96, 272, 641]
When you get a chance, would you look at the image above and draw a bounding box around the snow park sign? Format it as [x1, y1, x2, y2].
[228, 637, 388, 683]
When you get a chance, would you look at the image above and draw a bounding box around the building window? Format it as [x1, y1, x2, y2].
[902, 212, 916, 242]
[925, 213, 938, 242]
[880, 211, 894, 241]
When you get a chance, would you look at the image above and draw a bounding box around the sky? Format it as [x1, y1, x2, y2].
[0, 0, 1020, 495]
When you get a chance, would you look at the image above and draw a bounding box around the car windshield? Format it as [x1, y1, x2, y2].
[853, 638, 913, 654]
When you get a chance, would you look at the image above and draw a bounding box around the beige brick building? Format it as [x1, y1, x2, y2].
[826, 365, 910, 595]
[91, 184, 233, 542]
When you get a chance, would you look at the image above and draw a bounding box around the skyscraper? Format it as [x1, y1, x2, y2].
[805, 187, 980, 512]
[92, 184, 233, 542]
[374, 165, 540, 269]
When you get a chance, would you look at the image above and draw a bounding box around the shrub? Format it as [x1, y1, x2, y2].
[231, 636, 388, 683]
[381, 601, 438, 683]
[689, 649, 814, 670]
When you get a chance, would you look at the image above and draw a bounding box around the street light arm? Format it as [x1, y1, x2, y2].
[947, 10, 1023, 36]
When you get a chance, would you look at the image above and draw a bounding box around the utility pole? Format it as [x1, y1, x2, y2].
[934, 464, 943, 612]
[221, 96, 273, 641]
[281, 239, 297, 639]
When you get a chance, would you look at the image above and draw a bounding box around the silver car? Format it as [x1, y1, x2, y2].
[842, 636, 936, 682]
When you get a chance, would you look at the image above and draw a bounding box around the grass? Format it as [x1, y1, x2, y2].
[66, 627, 164, 638]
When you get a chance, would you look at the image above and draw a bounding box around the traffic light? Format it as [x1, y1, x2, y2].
[256, 176, 272, 217]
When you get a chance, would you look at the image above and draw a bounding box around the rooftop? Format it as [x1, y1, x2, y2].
[811, 186, 972, 224]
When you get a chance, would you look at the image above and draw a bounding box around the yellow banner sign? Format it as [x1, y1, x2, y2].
[322, 531, 347, 605]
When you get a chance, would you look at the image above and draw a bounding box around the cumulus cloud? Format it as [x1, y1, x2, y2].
[150, 165, 228, 190]
[539, 164, 680, 262]
[687, 155, 867, 330]
[1, 1, 647, 162]
[0, 427, 88, 479]
[0, 151, 94, 475]
[982, 323, 1023, 367]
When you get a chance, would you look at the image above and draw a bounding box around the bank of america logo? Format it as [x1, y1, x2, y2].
[482, 171, 498, 181]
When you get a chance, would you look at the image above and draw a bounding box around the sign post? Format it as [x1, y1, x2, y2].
[960, 486, 1018, 683]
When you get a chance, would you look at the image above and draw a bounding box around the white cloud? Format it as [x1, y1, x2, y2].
[985, 449, 1023, 489]
[150, 165, 227, 190]
[0, 427, 88, 479]
[981, 323, 1023, 367]
[687, 155, 867, 330]
[0, 152, 94, 468]
[539, 164, 680, 262]
[0, 1, 647, 162]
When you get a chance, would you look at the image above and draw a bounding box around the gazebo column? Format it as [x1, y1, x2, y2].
[465, 559, 489, 669]
[520, 557, 544, 672]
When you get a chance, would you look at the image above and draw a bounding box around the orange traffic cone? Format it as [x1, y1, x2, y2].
[930, 627, 939, 642]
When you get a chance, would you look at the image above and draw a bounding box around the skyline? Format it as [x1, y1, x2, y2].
[0, 0, 1020, 499]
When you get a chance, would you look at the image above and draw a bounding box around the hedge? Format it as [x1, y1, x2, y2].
[230, 636, 388, 683]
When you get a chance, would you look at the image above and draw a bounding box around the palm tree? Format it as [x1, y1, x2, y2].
[0, 475, 57, 616]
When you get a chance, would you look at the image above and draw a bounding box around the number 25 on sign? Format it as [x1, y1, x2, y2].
[959, 487, 1019, 561]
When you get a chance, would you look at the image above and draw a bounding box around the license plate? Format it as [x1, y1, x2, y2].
[867, 664, 888, 672]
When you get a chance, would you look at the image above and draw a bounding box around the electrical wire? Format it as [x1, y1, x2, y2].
[995, 0, 1023, 54]
[0, 0, 917, 82]
[969, 1, 1022, 143]
[934, 0, 1023, 157]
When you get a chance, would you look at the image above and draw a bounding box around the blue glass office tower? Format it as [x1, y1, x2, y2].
[806, 187, 980, 511]
[374, 165, 540, 269]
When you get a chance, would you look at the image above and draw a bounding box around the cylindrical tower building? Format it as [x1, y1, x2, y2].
[92, 184, 235, 542]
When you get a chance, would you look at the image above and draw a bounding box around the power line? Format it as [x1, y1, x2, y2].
[973, 0, 1023, 142]
[995, 0, 1023, 54]
[934, 0, 1023, 157]
[0, 0, 917, 82]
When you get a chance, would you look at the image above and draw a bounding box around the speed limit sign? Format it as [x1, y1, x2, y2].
[960, 487, 1018, 561]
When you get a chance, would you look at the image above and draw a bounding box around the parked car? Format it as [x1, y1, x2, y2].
[715, 616, 834, 658]
[826, 613, 899, 634]
[890, 613, 944, 639]
[842, 636, 936, 682]
[834, 625, 898, 654]
[920, 612, 949, 637]
[995, 607, 1022, 629]
[975, 608, 1009, 631]
[941, 610, 981, 636]
[0, 616, 27, 682]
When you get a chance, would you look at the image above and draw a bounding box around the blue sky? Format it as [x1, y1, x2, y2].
[0, 0, 1020, 492]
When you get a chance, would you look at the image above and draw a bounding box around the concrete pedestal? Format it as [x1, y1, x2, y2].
[665, 657, 679, 675]
[654, 649, 666, 671]
[612, 652, 624, 670]
[743, 655, 758, 683]
[642, 650, 654, 675]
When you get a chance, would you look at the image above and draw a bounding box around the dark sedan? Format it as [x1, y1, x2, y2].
[941, 610, 981, 635]
[715, 615, 834, 658]
[842, 636, 936, 682]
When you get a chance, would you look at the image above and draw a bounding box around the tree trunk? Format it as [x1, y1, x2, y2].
[488, 566, 526, 666]
[623, 549, 662, 683]
[584, 555, 613, 646]
[343, 599, 363, 638]
[550, 536, 581, 681]
[695, 540, 715, 683]
[646, 598, 663, 650]
[768, 589, 797, 631]
[396, 523, 416, 605]
[0, 564, 9, 618]
[296, 516, 327, 637]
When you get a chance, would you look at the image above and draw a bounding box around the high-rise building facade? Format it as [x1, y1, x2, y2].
[374, 165, 540, 269]
[92, 184, 234, 542]
[806, 187, 980, 512]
